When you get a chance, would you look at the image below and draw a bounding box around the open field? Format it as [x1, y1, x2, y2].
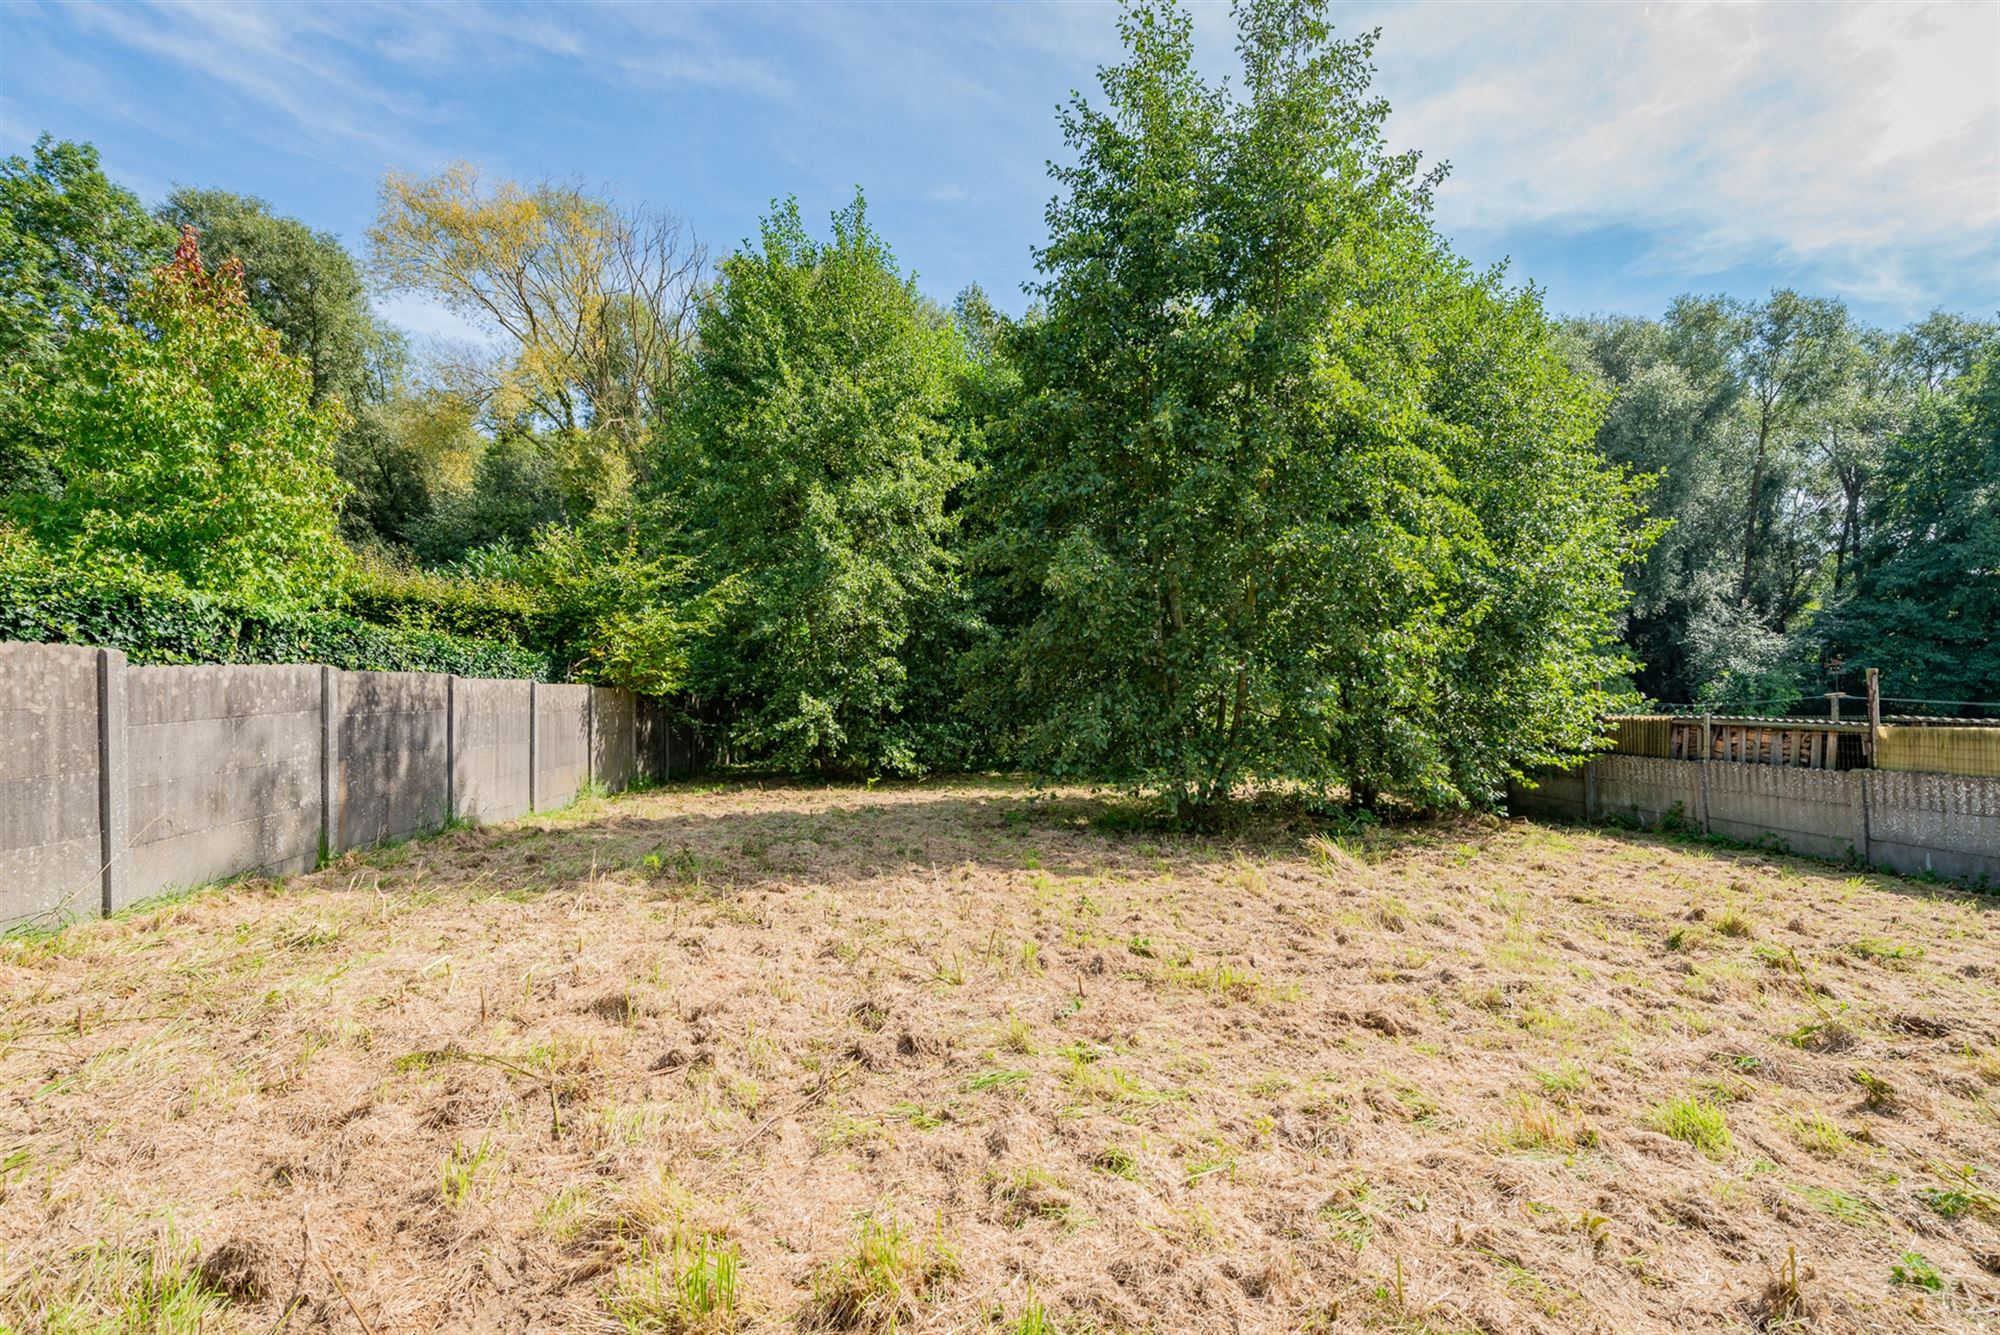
[3, 777, 1998, 1334]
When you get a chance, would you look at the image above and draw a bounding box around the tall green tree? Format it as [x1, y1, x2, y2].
[1812, 344, 2000, 704]
[663, 194, 973, 775]
[0, 135, 172, 363]
[6, 230, 348, 606]
[0, 135, 174, 491]
[975, 0, 1647, 815]
[158, 187, 379, 407]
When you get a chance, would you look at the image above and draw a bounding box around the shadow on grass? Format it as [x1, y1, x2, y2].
[1520, 812, 2000, 910]
[330, 775, 1477, 899]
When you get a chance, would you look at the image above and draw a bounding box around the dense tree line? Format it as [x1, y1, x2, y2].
[1, 0, 1990, 813]
[1569, 299, 1997, 709]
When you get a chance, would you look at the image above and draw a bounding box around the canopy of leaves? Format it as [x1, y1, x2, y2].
[661, 193, 974, 775]
[0, 135, 175, 493]
[5, 231, 349, 607]
[160, 187, 385, 408]
[1813, 348, 2000, 706]
[972, 0, 1649, 814]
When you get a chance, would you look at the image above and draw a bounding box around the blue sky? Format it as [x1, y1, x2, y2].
[3, 0, 1995, 342]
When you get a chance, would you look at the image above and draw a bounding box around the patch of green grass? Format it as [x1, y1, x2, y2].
[1846, 937, 1922, 964]
[1890, 1250, 1942, 1292]
[1092, 1145, 1138, 1179]
[1712, 906, 1754, 939]
[1532, 1062, 1588, 1097]
[1, 1226, 231, 1334]
[1646, 1095, 1732, 1158]
[1318, 1174, 1378, 1251]
[440, 1135, 495, 1207]
[536, 1185, 593, 1243]
[1851, 1068, 1895, 1110]
[1781, 1109, 1851, 1157]
[964, 1068, 1033, 1094]
[1010, 1291, 1060, 1335]
[808, 1216, 959, 1328]
[608, 1232, 741, 1332]
[1796, 1184, 1876, 1227]
[991, 1166, 1091, 1232]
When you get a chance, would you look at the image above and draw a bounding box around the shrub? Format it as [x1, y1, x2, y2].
[0, 538, 550, 680]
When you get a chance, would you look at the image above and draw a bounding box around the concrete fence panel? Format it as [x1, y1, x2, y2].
[1704, 762, 1864, 863]
[1594, 755, 1700, 828]
[1507, 767, 1587, 822]
[123, 662, 322, 908]
[0, 642, 695, 931]
[335, 671, 450, 851]
[451, 677, 532, 824]
[591, 687, 639, 793]
[533, 683, 591, 812]
[1864, 771, 2000, 884]
[0, 644, 104, 925]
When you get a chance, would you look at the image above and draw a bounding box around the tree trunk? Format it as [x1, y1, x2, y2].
[1737, 411, 1771, 605]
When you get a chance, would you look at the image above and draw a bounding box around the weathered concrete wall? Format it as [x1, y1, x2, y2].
[1706, 762, 1864, 863]
[1865, 771, 2000, 885]
[0, 644, 105, 925]
[591, 687, 638, 794]
[533, 683, 591, 812]
[1594, 755, 1700, 829]
[1514, 755, 1998, 887]
[1509, 767, 1587, 822]
[1, 644, 689, 931]
[124, 663, 322, 907]
[335, 671, 450, 851]
[451, 677, 531, 825]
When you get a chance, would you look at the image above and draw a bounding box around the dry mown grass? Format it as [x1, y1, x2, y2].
[3, 777, 1998, 1334]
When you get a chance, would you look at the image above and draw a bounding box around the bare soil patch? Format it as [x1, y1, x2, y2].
[3, 777, 1998, 1333]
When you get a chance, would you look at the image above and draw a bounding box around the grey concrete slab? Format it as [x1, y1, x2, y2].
[122, 663, 324, 905]
[452, 676, 531, 824]
[335, 671, 450, 850]
[0, 644, 104, 928]
[533, 683, 591, 811]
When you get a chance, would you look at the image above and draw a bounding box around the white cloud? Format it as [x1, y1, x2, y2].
[1356, 0, 1999, 306]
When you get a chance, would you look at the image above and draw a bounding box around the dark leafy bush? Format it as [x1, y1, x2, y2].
[0, 547, 551, 679]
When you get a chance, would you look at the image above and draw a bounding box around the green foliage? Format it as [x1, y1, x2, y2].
[1815, 347, 2000, 704]
[343, 560, 539, 646]
[0, 535, 550, 679]
[972, 0, 1646, 814]
[0, 134, 175, 493]
[5, 231, 350, 608]
[1573, 297, 1996, 706]
[411, 432, 571, 566]
[158, 187, 382, 409]
[662, 192, 974, 775]
[0, 135, 173, 366]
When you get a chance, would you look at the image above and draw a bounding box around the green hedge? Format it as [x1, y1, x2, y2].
[0, 564, 553, 680]
[340, 564, 540, 645]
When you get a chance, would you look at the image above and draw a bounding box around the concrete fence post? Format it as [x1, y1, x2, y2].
[96, 648, 128, 916]
[1856, 770, 1872, 866]
[320, 666, 340, 861]
[1698, 714, 1713, 834]
[585, 688, 596, 790]
[1582, 761, 1598, 821]
[527, 680, 539, 813]
[445, 675, 457, 820]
